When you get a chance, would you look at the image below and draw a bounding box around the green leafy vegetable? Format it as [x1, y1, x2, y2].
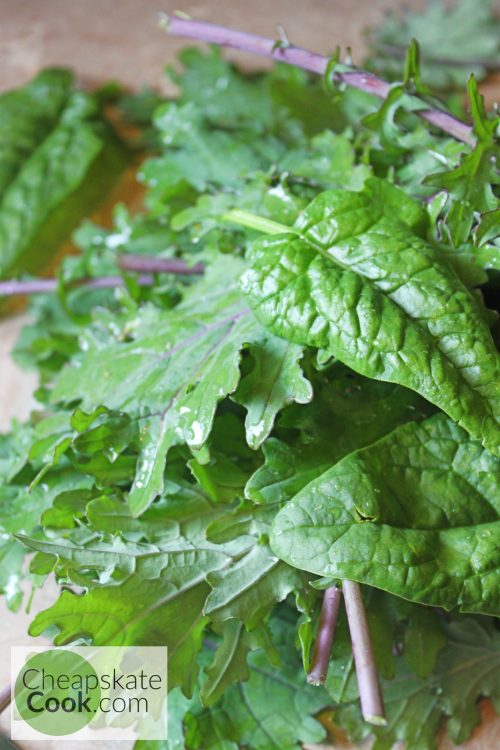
[271, 413, 500, 613]
[241, 179, 500, 455]
[0, 7, 499, 750]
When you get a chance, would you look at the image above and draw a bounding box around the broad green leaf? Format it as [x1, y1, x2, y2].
[241, 179, 500, 456]
[271, 414, 500, 613]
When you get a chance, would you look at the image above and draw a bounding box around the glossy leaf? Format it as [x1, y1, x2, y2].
[241, 179, 500, 455]
[271, 414, 500, 613]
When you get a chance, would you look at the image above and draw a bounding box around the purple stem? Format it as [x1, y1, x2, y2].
[0, 275, 153, 296]
[343, 580, 386, 726]
[162, 15, 475, 146]
[307, 586, 342, 686]
[0, 255, 205, 297]
[118, 254, 205, 275]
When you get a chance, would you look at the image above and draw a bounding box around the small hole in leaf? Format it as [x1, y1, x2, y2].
[355, 507, 376, 522]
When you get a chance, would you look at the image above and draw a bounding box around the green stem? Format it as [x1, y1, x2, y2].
[223, 209, 295, 236]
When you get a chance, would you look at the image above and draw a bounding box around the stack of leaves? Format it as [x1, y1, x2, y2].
[0, 3, 499, 749]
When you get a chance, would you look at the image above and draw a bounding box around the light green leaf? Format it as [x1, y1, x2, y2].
[135, 687, 191, 750]
[52, 258, 255, 514]
[16, 533, 229, 585]
[234, 336, 312, 449]
[29, 576, 210, 695]
[367, 0, 500, 89]
[0, 540, 25, 612]
[86, 484, 212, 541]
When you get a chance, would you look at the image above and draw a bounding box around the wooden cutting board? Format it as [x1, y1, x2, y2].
[0, 1, 498, 748]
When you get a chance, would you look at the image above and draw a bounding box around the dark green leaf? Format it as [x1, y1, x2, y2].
[271, 414, 500, 613]
[242, 179, 500, 455]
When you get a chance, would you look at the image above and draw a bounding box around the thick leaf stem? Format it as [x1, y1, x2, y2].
[161, 14, 475, 146]
[223, 209, 293, 235]
[343, 580, 386, 726]
[307, 586, 342, 686]
[0, 256, 205, 297]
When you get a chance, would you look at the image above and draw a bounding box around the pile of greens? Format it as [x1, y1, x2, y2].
[0, 2, 499, 748]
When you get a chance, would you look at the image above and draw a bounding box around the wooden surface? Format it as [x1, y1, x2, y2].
[0, 1, 499, 748]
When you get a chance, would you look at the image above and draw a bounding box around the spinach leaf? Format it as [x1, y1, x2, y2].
[241, 178, 500, 455]
[271, 413, 500, 613]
